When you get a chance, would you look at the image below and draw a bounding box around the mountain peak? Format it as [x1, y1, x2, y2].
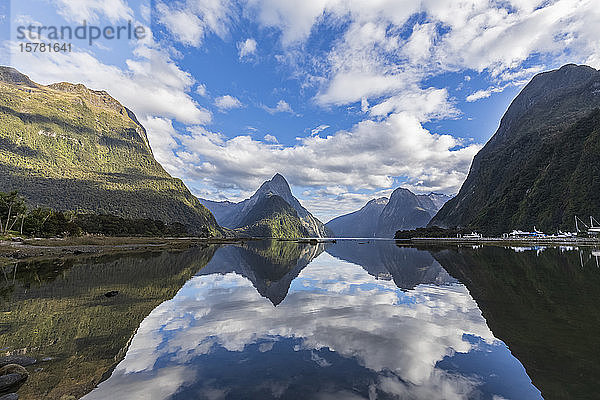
[0, 66, 37, 87]
[268, 173, 290, 190]
[369, 197, 389, 206]
[271, 173, 287, 183]
[200, 172, 330, 237]
[389, 187, 414, 200]
[0, 66, 219, 235]
[326, 188, 450, 238]
[258, 173, 292, 197]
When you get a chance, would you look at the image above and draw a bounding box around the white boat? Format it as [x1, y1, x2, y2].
[551, 231, 577, 238]
[575, 216, 600, 235]
[508, 228, 546, 238]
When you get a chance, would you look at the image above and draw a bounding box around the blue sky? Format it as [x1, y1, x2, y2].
[2, 0, 599, 221]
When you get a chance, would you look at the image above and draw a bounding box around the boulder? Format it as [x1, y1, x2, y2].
[0, 364, 28, 394]
[0, 357, 35, 368]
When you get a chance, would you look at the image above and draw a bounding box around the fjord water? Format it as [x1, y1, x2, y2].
[3, 242, 600, 399]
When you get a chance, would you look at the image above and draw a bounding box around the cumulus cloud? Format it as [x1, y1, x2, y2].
[8, 41, 211, 126]
[214, 95, 243, 111]
[195, 83, 207, 97]
[248, 0, 600, 108]
[262, 99, 294, 114]
[311, 124, 330, 136]
[167, 112, 480, 218]
[155, 0, 233, 47]
[263, 134, 278, 143]
[369, 88, 458, 120]
[156, 4, 204, 47]
[238, 38, 257, 58]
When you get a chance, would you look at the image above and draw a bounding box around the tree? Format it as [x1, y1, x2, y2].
[0, 191, 27, 235]
[22, 207, 52, 237]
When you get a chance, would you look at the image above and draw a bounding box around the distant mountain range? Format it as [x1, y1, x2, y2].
[430, 64, 600, 235]
[0, 67, 220, 235]
[326, 188, 451, 238]
[200, 173, 331, 238]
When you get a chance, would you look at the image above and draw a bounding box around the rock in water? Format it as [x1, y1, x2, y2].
[0, 364, 28, 394]
[0, 357, 35, 368]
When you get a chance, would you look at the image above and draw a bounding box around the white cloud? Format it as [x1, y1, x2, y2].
[156, 0, 232, 47]
[248, 0, 600, 106]
[138, 116, 185, 175]
[52, 0, 133, 23]
[13, 14, 42, 26]
[311, 124, 330, 136]
[263, 134, 278, 143]
[156, 4, 204, 47]
[369, 88, 458, 120]
[167, 112, 480, 219]
[214, 95, 243, 110]
[238, 38, 257, 58]
[9, 42, 211, 126]
[262, 99, 294, 114]
[466, 82, 515, 102]
[195, 83, 207, 97]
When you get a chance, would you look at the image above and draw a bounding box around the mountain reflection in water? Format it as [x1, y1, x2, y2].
[432, 245, 600, 400]
[84, 240, 543, 400]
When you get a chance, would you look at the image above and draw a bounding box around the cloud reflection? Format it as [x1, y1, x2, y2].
[84, 250, 539, 400]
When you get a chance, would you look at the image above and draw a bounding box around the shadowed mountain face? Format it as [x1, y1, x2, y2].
[326, 189, 451, 238]
[430, 64, 600, 235]
[197, 240, 325, 305]
[200, 174, 331, 238]
[0, 66, 220, 235]
[326, 240, 456, 290]
[325, 197, 388, 238]
[430, 246, 600, 400]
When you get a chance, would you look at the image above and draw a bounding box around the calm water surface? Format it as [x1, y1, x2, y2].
[3, 240, 600, 399]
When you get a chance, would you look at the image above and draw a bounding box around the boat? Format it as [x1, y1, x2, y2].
[589, 217, 600, 235]
[463, 232, 482, 239]
[575, 216, 600, 235]
[550, 231, 577, 238]
[507, 227, 546, 238]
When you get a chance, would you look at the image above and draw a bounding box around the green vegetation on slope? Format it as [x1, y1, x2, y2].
[431, 64, 600, 235]
[0, 67, 220, 236]
[235, 194, 309, 238]
[0, 190, 190, 237]
[0, 246, 217, 400]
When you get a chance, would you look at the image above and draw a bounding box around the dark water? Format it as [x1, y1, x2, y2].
[2, 241, 600, 399]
